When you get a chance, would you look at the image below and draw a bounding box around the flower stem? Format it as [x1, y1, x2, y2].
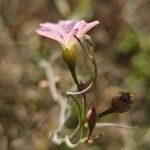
[68, 65, 86, 139]
[97, 107, 114, 118]
[66, 36, 97, 96]
[80, 97, 86, 138]
[69, 95, 82, 138]
[68, 66, 79, 85]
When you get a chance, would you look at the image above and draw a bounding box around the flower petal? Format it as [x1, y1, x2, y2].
[77, 20, 87, 31]
[77, 20, 99, 37]
[40, 23, 63, 34]
[59, 20, 76, 34]
[63, 21, 81, 47]
[36, 26, 64, 44]
[36, 20, 99, 48]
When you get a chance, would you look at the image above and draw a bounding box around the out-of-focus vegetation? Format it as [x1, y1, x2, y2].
[0, 0, 150, 149]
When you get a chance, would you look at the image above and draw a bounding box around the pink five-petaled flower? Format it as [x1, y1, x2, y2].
[36, 20, 99, 70]
[36, 20, 99, 49]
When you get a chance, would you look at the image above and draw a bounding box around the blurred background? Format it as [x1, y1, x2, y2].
[0, 0, 150, 149]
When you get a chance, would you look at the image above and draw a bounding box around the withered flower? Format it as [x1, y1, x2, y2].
[111, 91, 134, 113]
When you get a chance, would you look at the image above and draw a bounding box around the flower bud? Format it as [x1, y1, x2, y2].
[86, 107, 97, 140]
[111, 91, 134, 113]
[63, 45, 77, 70]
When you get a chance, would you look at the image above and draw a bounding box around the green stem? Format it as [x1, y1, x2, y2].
[69, 66, 79, 85]
[68, 65, 86, 139]
[69, 95, 82, 138]
[80, 97, 86, 139]
[97, 107, 114, 118]
[65, 36, 97, 96]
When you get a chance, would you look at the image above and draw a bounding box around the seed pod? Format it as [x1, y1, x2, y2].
[111, 91, 134, 113]
[86, 107, 97, 140]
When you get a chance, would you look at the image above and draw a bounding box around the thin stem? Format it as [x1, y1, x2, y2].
[70, 96, 82, 123]
[90, 123, 136, 130]
[69, 95, 82, 138]
[80, 96, 86, 139]
[67, 36, 99, 139]
[69, 124, 80, 139]
[68, 65, 79, 85]
[67, 65, 87, 139]
[97, 107, 114, 118]
[66, 36, 97, 96]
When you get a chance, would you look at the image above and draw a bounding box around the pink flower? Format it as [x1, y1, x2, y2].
[36, 20, 99, 49]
